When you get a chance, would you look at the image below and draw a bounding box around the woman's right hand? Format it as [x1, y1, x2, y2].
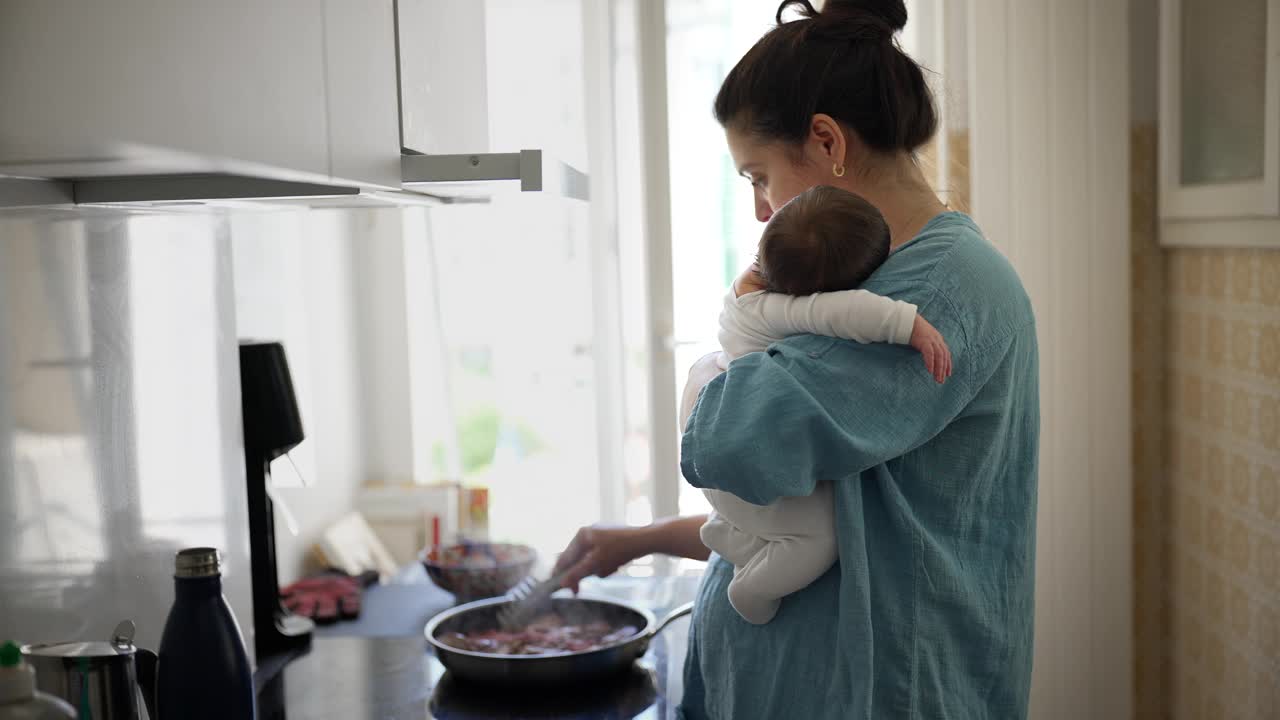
[552, 525, 650, 593]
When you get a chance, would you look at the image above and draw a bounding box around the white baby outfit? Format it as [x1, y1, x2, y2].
[700, 287, 917, 624]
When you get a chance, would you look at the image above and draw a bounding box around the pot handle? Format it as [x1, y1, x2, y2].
[135, 648, 158, 720]
[651, 601, 694, 638]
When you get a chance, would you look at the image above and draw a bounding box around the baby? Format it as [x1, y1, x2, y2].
[700, 184, 951, 624]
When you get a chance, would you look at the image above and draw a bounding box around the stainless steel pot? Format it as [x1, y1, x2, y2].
[21, 620, 158, 720]
[424, 596, 693, 687]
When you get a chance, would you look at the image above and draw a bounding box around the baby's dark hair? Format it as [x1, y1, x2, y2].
[757, 185, 890, 295]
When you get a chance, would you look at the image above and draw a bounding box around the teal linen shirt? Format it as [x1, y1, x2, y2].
[678, 213, 1039, 720]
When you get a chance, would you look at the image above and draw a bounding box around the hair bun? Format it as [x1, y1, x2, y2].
[775, 0, 907, 38]
[821, 0, 907, 31]
[727, 0, 936, 153]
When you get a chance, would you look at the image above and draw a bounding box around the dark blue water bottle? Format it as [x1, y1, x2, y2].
[157, 547, 256, 719]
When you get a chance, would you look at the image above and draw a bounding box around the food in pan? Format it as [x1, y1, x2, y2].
[438, 613, 640, 655]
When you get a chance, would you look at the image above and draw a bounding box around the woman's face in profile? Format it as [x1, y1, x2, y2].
[725, 126, 827, 224]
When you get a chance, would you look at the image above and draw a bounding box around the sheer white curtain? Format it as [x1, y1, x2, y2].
[966, 1, 1132, 717]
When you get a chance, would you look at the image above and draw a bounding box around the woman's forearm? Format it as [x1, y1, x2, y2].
[636, 514, 711, 562]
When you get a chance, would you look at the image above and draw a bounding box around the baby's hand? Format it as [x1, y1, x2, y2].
[909, 315, 952, 384]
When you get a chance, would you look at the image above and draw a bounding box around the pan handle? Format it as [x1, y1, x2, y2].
[651, 601, 695, 638]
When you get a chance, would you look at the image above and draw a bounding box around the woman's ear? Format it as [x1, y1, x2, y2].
[808, 114, 847, 166]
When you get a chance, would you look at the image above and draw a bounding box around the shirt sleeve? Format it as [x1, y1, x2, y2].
[680, 335, 976, 506]
[750, 289, 917, 346]
[717, 290, 775, 359]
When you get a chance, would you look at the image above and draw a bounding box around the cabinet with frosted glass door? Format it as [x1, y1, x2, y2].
[1159, 0, 1280, 246]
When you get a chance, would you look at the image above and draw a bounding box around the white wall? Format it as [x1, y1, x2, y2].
[967, 1, 1133, 718]
[350, 210, 416, 486]
[231, 210, 368, 584]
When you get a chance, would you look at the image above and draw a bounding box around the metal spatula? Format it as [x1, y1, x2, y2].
[496, 570, 569, 631]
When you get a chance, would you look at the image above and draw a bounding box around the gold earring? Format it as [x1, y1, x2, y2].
[832, 163, 846, 178]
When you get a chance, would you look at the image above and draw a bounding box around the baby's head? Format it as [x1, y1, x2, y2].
[757, 185, 890, 295]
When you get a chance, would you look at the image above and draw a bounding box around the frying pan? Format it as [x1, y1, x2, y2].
[424, 595, 694, 687]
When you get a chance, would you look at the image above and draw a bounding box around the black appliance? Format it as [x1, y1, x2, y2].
[238, 341, 314, 659]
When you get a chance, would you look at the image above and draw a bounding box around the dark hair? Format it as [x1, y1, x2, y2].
[758, 185, 891, 295]
[713, 0, 937, 154]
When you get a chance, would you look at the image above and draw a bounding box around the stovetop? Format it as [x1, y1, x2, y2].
[256, 575, 697, 720]
[257, 633, 680, 720]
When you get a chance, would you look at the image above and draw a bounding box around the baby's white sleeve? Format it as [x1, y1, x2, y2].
[752, 289, 917, 345]
[718, 289, 778, 359]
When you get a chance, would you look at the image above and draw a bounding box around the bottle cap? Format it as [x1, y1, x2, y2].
[0, 638, 19, 666]
[175, 547, 222, 578]
[0, 642, 20, 668]
[0, 641, 35, 703]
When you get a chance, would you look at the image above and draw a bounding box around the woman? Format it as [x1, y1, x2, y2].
[554, 1, 1039, 717]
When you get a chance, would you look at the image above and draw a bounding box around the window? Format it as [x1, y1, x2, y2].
[665, 0, 782, 517]
[417, 0, 890, 573]
[662, 0, 947, 521]
[423, 0, 620, 566]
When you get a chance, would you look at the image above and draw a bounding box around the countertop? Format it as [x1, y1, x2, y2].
[256, 572, 700, 720]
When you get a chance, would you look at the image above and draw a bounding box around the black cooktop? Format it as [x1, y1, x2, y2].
[254, 573, 696, 719]
[257, 635, 680, 720]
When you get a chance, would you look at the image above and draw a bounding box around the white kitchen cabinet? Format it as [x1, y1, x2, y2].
[323, 0, 403, 189]
[0, 0, 332, 183]
[0, 0, 583, 203]
[484, 0, 589, 173]
[1159, 0, 1280, 245]
[393, 0, 591, 201]
[395, 0, 491, 155]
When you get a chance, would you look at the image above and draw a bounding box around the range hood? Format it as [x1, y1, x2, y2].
[0, 0, 597, 212]
[0, 0, 590, 211]
[0, 173, 437, 211]
[401, 150, 589, 202]
[0, 149, 587, 211]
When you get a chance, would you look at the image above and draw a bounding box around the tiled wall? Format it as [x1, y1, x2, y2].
[1132, 125, 1280, 718]
[1165, 247, 1280, 718]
